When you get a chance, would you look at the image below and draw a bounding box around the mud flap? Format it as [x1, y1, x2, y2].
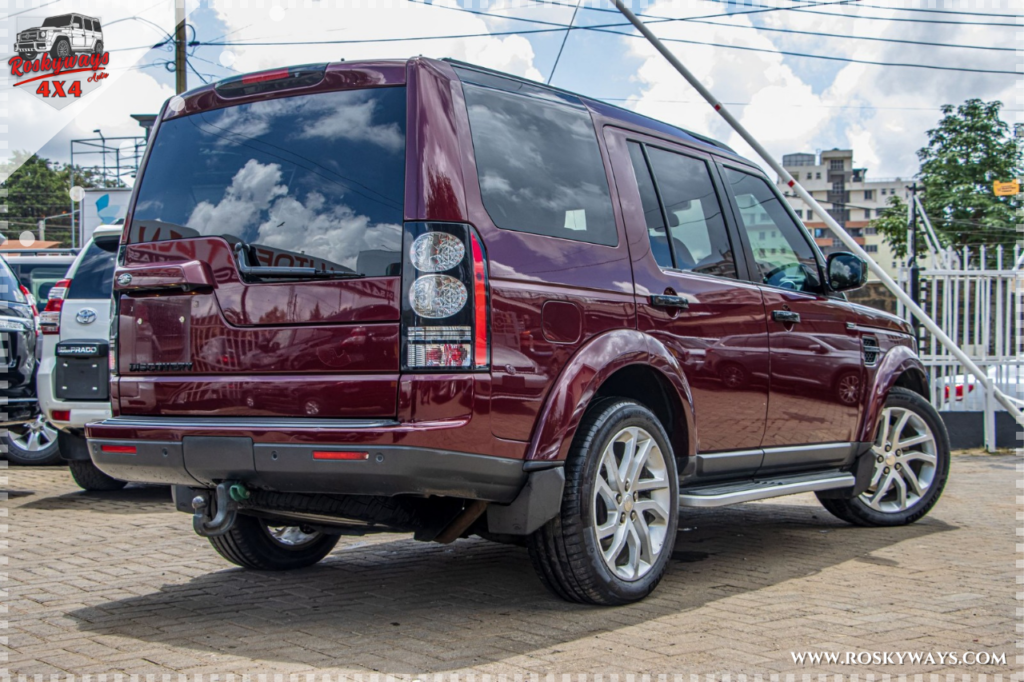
[816, 446, 875, 500]
[486, 466, 565, 535]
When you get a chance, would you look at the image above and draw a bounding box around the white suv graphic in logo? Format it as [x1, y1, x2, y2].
[15, 13, 103, 61]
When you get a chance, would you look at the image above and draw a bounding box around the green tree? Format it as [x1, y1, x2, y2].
[1, 152, 123, 247]
[917, 99, 1020, 251]
[870, 195, 910, 260]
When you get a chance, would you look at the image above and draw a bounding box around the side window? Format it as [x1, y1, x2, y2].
[723, 168, 822, 293]
[72, 16, 83, 28]
[645, 146, 737, 279]
[627, 142, 672, 269]
[86, 19, 95, 31]
[460, 79, 617, 246]
[93, 20, 101, 31]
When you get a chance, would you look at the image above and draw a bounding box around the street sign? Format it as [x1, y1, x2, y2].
[993, 180, 1019, 196]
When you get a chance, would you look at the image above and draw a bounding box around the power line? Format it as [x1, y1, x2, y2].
[395, 3, 1017, 76]
[432, 1, 1013, 53]
[599, 98, 1024, 112]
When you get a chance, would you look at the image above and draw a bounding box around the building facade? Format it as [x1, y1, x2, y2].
[778, 149, 911, 280]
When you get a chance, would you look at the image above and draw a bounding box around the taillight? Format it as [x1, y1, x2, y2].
[944, 383, 975, 400]
[40, 278, 70, 335]
[401, 223, 489, 371]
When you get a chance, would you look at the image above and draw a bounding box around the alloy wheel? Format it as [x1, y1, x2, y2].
[57, 41, 70, 58]
[592, 426, 673, 581]
[264, 524, 322, 547]
[7, 416, 58, 454]
[860, 406, 938, 513]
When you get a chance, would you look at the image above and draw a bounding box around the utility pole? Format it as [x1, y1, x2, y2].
[174, 0, 187, 94]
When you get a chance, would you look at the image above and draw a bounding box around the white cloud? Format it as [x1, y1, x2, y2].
[209, 0, 542, 81]
[624, 0, 1018, 178]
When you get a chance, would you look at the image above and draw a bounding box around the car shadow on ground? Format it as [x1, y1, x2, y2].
[67, 502, 953, 672]
[19, 484, 171, 511]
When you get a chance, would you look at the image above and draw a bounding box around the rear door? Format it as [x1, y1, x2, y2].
[116, 85, 408, 419]
[62, 235, 118, 341]
[605, 128, 769, 466]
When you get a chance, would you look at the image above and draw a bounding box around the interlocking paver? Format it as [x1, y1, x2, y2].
[3, 452, 1017, 676]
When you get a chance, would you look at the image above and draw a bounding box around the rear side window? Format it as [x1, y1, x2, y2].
[68, 238, 118, 299]
[460, 76, 617, 246]
[131, 87, 407, 277]
[628, 141, 737, 279]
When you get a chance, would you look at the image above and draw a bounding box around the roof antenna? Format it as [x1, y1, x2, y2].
[610, 0, 1023, 424]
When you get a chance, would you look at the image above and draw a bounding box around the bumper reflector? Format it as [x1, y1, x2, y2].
[101, 444, 137, 455]
[313, 451, 369, 461]
[51, 410, 70, 421]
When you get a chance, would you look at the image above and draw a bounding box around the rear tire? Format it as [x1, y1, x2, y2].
[69, 459, 127, 491]
[528, 399, 679, 605]
[208, 514, 339, 571]
[817, 387, 949, 527]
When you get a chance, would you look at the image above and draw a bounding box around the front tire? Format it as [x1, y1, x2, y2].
[528, 399, 679, 605]
[4, 415, 61, 465]
[18, 51, 37, 61]
[208, 514, 339, 571]
[69, 459, 127, 491]
[50, 38, 71, 59]
[817, 387, 949, 526]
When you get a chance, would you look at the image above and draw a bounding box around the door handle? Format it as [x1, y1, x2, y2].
[772, 310, 801, 324]
[650, 294, 689, 310]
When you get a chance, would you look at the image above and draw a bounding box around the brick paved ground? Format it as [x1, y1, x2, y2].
[4, 452, 1018, 677]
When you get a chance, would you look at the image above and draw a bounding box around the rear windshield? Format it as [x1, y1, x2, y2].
[68, 237, 118, 299]
[8, 260, 72, 302]
[130, 87, 407, 277]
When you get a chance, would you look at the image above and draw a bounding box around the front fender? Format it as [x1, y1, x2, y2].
[525, 329, 695, 463]
[859, 344, 927, 442]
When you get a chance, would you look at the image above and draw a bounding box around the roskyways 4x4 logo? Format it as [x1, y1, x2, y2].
[10, 12, 108, 110]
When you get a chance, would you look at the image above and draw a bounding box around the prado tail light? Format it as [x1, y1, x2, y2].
[401, 222, 489, 371]
[40, 279, 70, 335]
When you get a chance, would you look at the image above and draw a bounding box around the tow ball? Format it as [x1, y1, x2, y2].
[192, 481, 249, 537]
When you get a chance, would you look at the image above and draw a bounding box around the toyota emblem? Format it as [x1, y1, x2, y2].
[75, 308, 97, 325]
[116, 272, 132, 286]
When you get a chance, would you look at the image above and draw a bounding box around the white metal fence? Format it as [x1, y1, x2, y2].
[896, 244, 1023, 451]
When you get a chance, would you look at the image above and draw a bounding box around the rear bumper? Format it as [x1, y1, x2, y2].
[86, 419, 528, 503]
[38, 355, 112, 428]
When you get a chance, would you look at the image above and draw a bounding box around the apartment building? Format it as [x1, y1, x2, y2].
[778, 149, 912, 280]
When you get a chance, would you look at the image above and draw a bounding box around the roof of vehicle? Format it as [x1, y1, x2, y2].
[1, 249, 77, 262]
[91, 224, 124, 240]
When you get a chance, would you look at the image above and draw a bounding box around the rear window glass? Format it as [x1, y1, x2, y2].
[130, 87, 407, 277]
[460, 78, 617, 246]
[68, 238, 118, 299]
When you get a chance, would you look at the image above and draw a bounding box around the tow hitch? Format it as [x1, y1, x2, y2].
[192, 481, 249, 537]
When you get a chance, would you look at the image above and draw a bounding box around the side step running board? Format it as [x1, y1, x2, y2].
[678, 471, 855, 508]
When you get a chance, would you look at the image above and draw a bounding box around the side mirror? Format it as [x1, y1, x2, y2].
[827, 252, 868, 292]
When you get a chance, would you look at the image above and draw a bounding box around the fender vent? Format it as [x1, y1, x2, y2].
[863, 336, 880, 367]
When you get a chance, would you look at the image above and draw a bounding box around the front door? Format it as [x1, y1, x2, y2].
[718, 164, 863, 465]
[605, 128, 769, 465]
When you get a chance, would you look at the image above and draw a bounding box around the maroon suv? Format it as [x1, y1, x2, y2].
[86, 58, 950, 605]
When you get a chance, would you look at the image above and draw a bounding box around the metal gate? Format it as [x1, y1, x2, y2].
[897, 245, 1023, 451]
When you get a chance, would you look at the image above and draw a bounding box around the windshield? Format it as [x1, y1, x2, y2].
[0, 259, 25, 304]
[131, 86, 407, 277]
[41, 14, 73, 27]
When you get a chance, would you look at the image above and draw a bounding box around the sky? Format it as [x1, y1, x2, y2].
[5, 0, 1020, 183]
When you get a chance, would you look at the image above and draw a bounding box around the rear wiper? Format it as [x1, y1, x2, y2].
[233, 242, 365, 281]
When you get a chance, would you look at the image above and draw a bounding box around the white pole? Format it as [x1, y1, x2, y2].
[611, 0, 1024, 426]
